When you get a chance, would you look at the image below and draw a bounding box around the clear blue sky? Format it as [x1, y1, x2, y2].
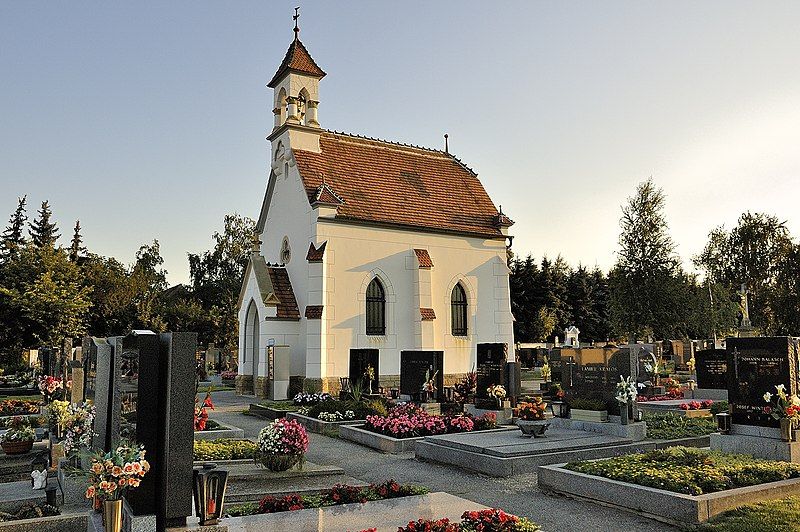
[2, 1, 799, 284]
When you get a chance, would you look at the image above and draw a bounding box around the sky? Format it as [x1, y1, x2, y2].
[2, 1, 800, 285]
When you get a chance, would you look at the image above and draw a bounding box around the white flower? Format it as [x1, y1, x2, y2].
[776, 384, 786, 392]
[764, 392, 773, 402]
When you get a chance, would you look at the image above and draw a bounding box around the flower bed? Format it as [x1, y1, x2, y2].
[680, 400, 714, 411]
[0, 400, 39, 417]
[644, 412, 717, 439]
[193, 439, 257, 461]
[564, 446, 800, 496]
[391, 508, 539, 532]
[0, 503, 59, 523]
[363, 404, 496, 439]
[225, 480, 428, 517]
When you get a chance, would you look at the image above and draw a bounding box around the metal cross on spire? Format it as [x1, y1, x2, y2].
[293, 7, 300, 39]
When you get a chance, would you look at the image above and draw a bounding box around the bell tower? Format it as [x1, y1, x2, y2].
[268, 8, 326, 130]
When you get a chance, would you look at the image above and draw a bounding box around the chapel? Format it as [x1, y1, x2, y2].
[237, 20, 515, 399]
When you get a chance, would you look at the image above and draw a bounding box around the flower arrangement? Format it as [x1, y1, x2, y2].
[48, 399, 70, 434]
[364, 404, 495, 438]
[194, 390, 214, 431]
[763, 385, 800, 421]
[679, 400, 713, 411]
[453, 371, 477, 405]
[62, 402, 96, 455]
[549, 383, 565, 399]
[515, 397, 547, 421]
[37, 375, 63, 402]
[256, 418, 309, 471]
[422, 370, 439, 397]
[292, 392, 332, 406]
[540, 357, 551, 383]
[363, 365, 376, 393]
[615, 376, 637, 404]
[220, 370, 238, 380]
[83, 442, 149, 502]
[487, 384, 506, 401]
[687, 356, 696, 373]
[0, 416, 36, 443]
[395, 509, 539, 532]
[0, 399, 40, 417]
[318, 410, 355, 422]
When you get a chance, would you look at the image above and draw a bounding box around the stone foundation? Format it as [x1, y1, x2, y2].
[255, 376, 269, 399]
[277, 374, 469, 397]
[235, 374, 253, 395]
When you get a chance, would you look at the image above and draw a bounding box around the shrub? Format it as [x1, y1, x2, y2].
[0, 400, 40, 417]
[644, 412, 717, 439]
[710, 401, 729, 415]
[569, 398, 607, 411]
[0, 503, 59, 523]
[225, 502, 258, 517]
[193, 439, 258, 461]
[258, 494, 304, 513]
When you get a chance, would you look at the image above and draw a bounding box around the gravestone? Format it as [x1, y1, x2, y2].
[400, 351, 444, 402]
[349, 349, 379, 393]
[566, 346, 637, 414]
[38, 347, 55, 376]
[268, 345, 290, 400]
[476, 343, 507, 399]
[548, 349, 563, 382]
[727, 337, 800, 427]
[82, 336, 112, 450]
[89, 330, 196, 530]
[69, 360, 84, 404]
[695, 349, 728, 390]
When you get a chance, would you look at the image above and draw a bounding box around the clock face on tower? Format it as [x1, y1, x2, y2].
[281, 237, 291, 264]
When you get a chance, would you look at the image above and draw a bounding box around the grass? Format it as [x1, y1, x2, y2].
[565, 446, 800, 496]
[644, 412, 717, 439]
[696, 496, 800, 532]
[197, 385, 233, 393]
[257, 401, 297, 411]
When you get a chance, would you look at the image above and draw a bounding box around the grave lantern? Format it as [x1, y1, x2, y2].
[192, 463, 228, 526]
[550, 400, 566, 418]
[716, 412, 731, 434]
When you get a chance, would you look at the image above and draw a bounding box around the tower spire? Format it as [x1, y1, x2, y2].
[293, 6, 300, 40]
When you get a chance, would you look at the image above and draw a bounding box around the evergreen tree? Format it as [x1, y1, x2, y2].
[0, 196, 28, 260]
[68, 220, 86, 262]
[28, 200, 60, 248]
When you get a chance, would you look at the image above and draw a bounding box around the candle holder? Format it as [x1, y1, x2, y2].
[716, 412, 731, 434]
[192, 463, 228, 526]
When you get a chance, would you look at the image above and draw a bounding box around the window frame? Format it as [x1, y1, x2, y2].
[451, 283, 468, 336]
[365, 278, 386, 336]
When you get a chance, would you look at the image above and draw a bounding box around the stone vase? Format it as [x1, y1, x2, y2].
[258, 454, 302, 472]
[620, 401, 630, 425]
[517, 419, 550, 438]
[780, 418, 793, 442]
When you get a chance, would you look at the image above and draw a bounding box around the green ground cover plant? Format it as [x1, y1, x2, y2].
[697, 496, 800, 532]
[307, 399, 382, 420]
[225, 480, 429, 517]
[644, 412, 717, 439]
[565, 447, 800, 496]
[193, 439, 257, 461]
[0, 503, 59, 522]
[569, 398, 607, 411]
[258, 401, 297, 411]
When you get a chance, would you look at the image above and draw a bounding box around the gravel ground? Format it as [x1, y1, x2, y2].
[206, 391, 676, 532]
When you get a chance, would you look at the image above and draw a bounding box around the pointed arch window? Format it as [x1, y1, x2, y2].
[451, 283, 468, 336]
[366, 278, 386, 335]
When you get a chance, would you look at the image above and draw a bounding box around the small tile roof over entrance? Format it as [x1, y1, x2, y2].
[414, 249, 434, 269]
[293, 132, 509, 239]
[268, 38, 326, 88]
[420, 308, 436, 321]
[267, 267, 301, 320]
[305, 305, 323, 319]
[306, 241, 327, 262]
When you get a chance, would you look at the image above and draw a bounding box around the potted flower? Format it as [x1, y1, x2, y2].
[421, 369, 439, 402]
[62, 402, 95, 457]
[363, 365, 376, 395]
[83, 442, 150, 532]
[0, 416, 36, 455]
[37, 375, 63, 404]
[539, 358, 552, 391]
[514, 397, 550, 437]
[487, 384, 507, 409]
[256, 418, 309, 472]
[615, 375, 638, 425]
[48, 399, 69, 438]
[763, 385, 800, 441]
[453, 371, 477, 406]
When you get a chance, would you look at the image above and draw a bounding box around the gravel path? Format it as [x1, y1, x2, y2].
[207, 391, 676, 532]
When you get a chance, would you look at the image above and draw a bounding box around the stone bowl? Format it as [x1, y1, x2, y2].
[516, 419, 550, 438]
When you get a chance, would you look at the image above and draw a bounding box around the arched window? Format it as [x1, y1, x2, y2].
[281, 236, 291, 264]
[366, 278, 386, 335]
[297, 90, 308, 124]
[451, 283, 467, 336]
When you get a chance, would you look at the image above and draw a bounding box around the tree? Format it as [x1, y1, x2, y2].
[770, 244, 800, 336]
[68, 220, 86, 262]
[608, 178, 684, 339]
[186, 214, 256, 352]
[129, 240, 168, 331]
[79, 254, 136, 336]
[28, 200, 60, 248]
[0, 196, 28, 260]
[695, 212, 793, 334]
[510, 255, 539, 342]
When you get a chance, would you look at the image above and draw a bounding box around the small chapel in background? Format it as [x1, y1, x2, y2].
[237, 15, 515, 398]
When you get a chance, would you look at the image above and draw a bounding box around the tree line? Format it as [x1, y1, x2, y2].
[0, 196, 255, 367]
[511, 178, 800, 343]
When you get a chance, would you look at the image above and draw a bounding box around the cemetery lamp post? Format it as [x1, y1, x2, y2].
[192, 463, 229, 526]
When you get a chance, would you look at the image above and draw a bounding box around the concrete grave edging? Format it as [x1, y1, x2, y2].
[537, 462, 800, 525]
[193, 423, 246, 441]
[286, 412, 365, 435]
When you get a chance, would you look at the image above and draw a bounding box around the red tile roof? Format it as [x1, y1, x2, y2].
[293, 132, 506, 238]
[305, 305, 323, 319]
[312, 183, 344, 206]
[420, 308, 436, 321]
[414, 249, 433, 268]
[306, 241, 327, 262]
[267, 267, 300, 320]
[268, 38, 326, 88]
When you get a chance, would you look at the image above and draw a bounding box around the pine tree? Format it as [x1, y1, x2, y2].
[0, 196, 28, 259]
[68, 220, 86, 262]
[28, 200, 60, 248]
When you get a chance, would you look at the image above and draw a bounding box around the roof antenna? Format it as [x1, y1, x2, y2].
[293, 6, 300, 40]
[444, 134, 449, 154]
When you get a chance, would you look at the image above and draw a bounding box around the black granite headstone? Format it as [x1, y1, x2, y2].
[400, 351, 444, 401]
[548, 349, 563, 382]
[727, 337, 800, 427]
[566, 347, 636, 414]
[476, 343, 507, 398]
[695, 349, 728, 389]
[349, 349, 379, 393]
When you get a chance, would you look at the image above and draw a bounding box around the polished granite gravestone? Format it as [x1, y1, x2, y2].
[400, 351, 443, 402]
[349, 348, 379, 393]
[695, 349, 728, 389]
[476, 343, 507, 399]
[219, 492, 489, 532]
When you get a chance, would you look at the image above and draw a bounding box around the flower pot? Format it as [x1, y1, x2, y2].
[103, 499, 123, 532]
[517, 419, 550, 438]
[780, 418, 793, 442]
[1, 439, 33, 455]
[257, 454, 302, 472]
